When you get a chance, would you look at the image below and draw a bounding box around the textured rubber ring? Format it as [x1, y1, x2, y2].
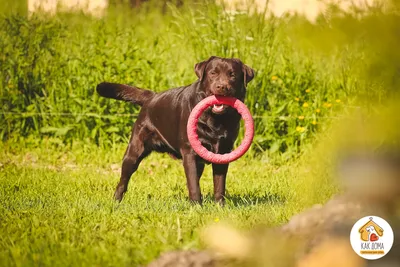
[187, 95, 254, 164]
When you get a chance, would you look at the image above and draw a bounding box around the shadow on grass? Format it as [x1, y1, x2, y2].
[202, 192, 286, 207]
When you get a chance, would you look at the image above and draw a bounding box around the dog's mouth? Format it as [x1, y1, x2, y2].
[212, 104, 228, 114]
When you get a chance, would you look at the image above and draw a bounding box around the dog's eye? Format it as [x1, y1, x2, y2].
[210, 71, 217, 75]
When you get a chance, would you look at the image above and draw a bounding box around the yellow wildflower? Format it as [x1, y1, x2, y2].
[298, 116, 305, 120]
[295, 97, 300, 101]
[303, 102, 309, 108]
[214, 218, 220, 223]
[305, 89, 311, 93]
[296, 126, 305, 133]
[316, 109, 321, 113]
[323, 103, 332, 108]
[271, 75, 278, 81]
[336, 99, 341, 103]
[312, 120, 317, 125]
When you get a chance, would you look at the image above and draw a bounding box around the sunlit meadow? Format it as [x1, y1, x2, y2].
[1, 0, 399, 266]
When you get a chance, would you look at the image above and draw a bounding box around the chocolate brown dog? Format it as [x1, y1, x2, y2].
[96, 56, 254, 205]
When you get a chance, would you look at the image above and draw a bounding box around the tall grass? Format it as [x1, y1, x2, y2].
[0, 0, 399, 159]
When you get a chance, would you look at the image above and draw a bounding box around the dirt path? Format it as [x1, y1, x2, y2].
[29, 0, 381, 19]
[218, 0, 382, 21]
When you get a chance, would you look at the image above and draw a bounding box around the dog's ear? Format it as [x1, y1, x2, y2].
[242, 64, 254, 87]
[195, 56, 216, 81]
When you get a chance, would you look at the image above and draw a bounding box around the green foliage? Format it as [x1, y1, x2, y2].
[0, 1, 399, 159]
[0, 0, 27, 16]
[0, 2, 399, 266]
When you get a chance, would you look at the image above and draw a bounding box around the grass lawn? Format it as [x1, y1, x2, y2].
[0, 139, 336, 266]
[1, 1, 396, 266]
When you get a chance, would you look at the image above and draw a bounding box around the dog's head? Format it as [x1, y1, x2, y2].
[366, 226, 376, 233]
[195, 56, 254, 114]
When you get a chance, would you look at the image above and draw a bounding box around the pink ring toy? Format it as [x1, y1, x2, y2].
[187, 95, 254, 164]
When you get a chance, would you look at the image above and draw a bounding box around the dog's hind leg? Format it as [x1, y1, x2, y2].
[114, 128, 150, 202]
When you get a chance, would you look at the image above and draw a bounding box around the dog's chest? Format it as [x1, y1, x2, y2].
[196, 113, 239, 154]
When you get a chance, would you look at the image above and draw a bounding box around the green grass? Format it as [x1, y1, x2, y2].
[3, 0, 399, 158]
[1, 0, 400, 266]
[0, 138, 336, 266]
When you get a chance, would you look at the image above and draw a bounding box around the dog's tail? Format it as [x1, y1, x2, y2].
[96, 82, 155, 106]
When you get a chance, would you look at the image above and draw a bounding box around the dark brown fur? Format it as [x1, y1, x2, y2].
[96, 56, 254, 205]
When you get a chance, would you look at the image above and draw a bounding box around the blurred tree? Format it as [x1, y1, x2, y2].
[110, 0, 198, 13]
[110, 0, 184, 8]
[131, 0, 184, 13]
[0, 0, 27, 15]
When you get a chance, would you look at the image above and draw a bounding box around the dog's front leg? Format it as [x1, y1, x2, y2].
[212, 163, 229, 206]
[182, 152, 204, 204]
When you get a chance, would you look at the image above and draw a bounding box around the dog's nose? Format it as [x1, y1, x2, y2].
[216, 83, 229, 92]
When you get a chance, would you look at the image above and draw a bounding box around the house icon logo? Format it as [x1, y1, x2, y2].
[350, 216, 394, 260]
[358, 217, 384, 242]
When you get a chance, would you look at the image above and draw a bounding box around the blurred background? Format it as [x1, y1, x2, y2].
[1, 0, 398, 160]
